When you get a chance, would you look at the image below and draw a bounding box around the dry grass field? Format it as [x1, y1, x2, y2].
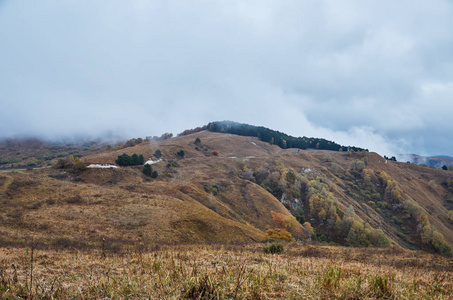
[1, 243, 452, 299]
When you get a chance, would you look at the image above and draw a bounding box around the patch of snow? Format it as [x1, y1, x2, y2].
[145, 158, 163, 165]
[87, 164, 118, 169]
[251, 142, 257, 146]
[244, 156, 256, 158]
[228, 156, 237, 159]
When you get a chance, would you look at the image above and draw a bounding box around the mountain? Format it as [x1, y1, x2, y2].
[1, 125, 452, 256]
[400, 154, 453, 169]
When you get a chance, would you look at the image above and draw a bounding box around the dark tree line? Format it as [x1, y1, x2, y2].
[116, 153, 144, 166]
[207, 121, 367, 152]
[384, 155, 397, 161]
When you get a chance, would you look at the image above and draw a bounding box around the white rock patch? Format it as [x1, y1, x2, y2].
[87, 164, 118, 169]
[145, 159, 163, 165]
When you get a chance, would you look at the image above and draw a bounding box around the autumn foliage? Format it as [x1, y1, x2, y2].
[264, 228, 294, 242]
[270, 210, 305, 240]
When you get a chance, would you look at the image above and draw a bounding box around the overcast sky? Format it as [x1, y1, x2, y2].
[1, 1, 453, 157]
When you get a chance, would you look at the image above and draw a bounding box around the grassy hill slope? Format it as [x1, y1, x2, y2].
[1, 131, 452, 255]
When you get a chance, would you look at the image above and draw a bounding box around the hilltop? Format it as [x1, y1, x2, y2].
[1, 127, 453, 256]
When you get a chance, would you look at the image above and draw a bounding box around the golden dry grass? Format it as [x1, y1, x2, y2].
[0, 168, 265, 250]
[0, 243, 452, 299]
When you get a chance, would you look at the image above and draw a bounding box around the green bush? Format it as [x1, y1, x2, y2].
[263, 242, 284, 254]
[154, 149, 162, 158]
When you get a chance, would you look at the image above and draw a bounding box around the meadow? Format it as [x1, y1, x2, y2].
[1, 243, 452, 299]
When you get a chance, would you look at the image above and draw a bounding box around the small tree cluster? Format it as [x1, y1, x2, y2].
[116, 153, 144, 166]
[145, 133, 173, 142]
[347, 158, 366, 177]
[404, 198, 451, 255]
[264, 228, 294, 242]
[55, 158, 70, 169]
[354, 169, 453, 255]
[204, 180, 219, 195]
[306, 177, 390, 247]
[341, 206, 390, 247]
[177, 150, 185, 158]
[243, 160, 303, 202]
[307, 179, 341, 226]
[125, 138, 144, 147]
[269, 210, 305, 240]
[177, 126, 207, 137]
[384, 155, 397, 161]
[73, 157, 87, 171]
[143, 164, 158, 178]
[54, 155, 85, 170]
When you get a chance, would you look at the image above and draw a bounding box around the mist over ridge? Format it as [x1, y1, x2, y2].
[1, 1, 453, 157]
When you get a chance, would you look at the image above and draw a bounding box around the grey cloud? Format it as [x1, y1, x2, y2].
[1, 0, 453, 156]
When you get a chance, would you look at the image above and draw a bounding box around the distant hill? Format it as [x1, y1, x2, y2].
[0, 137, 115, 169]
[1, 126, 452, 255]
[400, 154, 453, 169]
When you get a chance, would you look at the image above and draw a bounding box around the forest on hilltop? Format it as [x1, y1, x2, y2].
[206, 121, 368, 152]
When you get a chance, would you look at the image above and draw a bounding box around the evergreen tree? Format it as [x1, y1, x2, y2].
[131, 153, 139, 165]
[143, 164, 152, 176]
[116, 153, 131, 166]
[154, 150, 162, 159]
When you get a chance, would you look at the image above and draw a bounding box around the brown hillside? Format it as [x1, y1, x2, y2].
[1, 131, 452, 254]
